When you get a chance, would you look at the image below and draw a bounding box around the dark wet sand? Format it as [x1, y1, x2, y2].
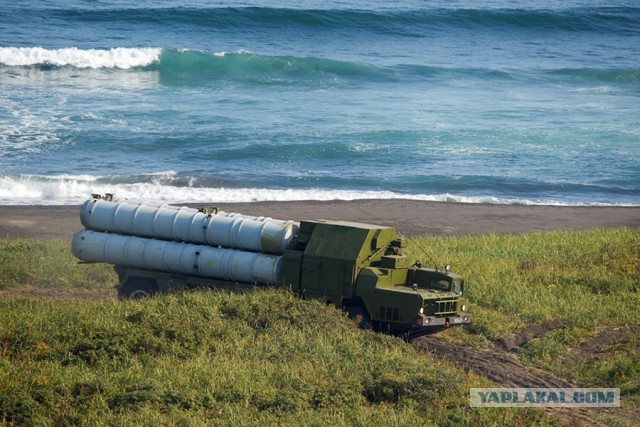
[1, 200, 638, 241]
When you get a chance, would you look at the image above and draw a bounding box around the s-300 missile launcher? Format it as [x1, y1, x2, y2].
[72, 195, 470, 333]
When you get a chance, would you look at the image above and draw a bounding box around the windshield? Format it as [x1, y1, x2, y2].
[430, 278, 451, 291]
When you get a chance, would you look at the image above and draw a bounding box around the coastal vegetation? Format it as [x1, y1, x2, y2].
[407, 228, 640, 412]
[0, 228, 637, 425]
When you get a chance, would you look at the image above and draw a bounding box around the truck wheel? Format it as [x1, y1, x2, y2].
[120, 278, 158, 300]
[345, 305, 371, 329]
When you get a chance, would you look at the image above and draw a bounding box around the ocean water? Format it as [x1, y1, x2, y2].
[1, 0, 639, 206]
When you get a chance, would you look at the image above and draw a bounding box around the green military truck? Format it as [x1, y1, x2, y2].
[73, 197, 470, 333]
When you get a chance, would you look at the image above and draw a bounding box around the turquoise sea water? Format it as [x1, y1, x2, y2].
[1, 1, 639, 205]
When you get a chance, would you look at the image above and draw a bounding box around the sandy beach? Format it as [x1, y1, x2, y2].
[0, 200, 638, 241]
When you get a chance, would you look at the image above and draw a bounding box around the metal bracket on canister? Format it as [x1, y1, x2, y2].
[198, 206, 219, 215]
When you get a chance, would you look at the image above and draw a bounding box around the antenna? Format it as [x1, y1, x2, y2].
[414, 240, 439, 271]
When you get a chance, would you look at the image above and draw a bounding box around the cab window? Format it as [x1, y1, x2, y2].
[454, 280, 462, 295]
[430, 278, 450, 291]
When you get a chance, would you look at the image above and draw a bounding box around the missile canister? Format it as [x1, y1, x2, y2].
[79, 198, 298, 254]
[72, 230, 282, 284]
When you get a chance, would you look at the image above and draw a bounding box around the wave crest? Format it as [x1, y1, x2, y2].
[3, 47, 638, 88]
[0, 47, 161, 69]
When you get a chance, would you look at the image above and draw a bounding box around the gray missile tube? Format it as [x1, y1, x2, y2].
[79, 198, 298, 254]
[72, 230, 282, 284]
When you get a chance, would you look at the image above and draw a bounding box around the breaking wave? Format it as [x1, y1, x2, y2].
[3, 47, 639, 88]
[0, 47, 161, 69]
[0, 174, 634, 207]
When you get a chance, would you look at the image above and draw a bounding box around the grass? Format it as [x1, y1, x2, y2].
[406, 228, 640, 413]
[407, 228, 639, 340]
[0, 239, 114, 292]
[0, 291, 552, 426]
[0, 229, 638, 425]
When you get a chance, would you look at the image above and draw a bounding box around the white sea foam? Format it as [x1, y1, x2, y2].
[0, 96, 69, 155]
[0, 174, 634, 207]
[213, 49, 252, 57]
[0, 47, 162, 69]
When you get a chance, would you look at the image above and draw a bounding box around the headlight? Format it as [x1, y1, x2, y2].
[461, 304, 467, 312]
[419, 307, 424, 315]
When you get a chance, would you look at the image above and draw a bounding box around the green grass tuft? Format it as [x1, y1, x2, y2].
[0, 239, 114, 291]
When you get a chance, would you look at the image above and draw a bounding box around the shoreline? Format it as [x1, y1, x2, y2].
[0, 199, 638, 241]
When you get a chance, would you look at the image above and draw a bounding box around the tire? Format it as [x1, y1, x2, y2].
[345, 304, 371, 329]
[120, 277, 159, 300]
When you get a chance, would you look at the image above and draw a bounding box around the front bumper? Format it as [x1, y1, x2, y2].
[415, 314, 471, 328]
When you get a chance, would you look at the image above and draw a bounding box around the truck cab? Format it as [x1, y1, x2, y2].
[280, 220, 470, 332]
